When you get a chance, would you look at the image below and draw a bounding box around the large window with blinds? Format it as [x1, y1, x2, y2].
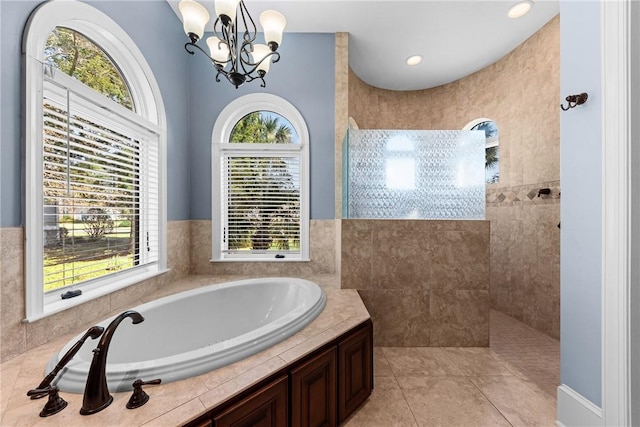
[24, 1, 166, 321]
[42, 70, 159, 292]
[212, 94, 309, 261]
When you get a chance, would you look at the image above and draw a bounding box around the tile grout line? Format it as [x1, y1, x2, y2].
[466, 376, 515, 427]
[378, 348, 421, 427]
[393, 371, 422, 427]
[440, 346, 516, 427]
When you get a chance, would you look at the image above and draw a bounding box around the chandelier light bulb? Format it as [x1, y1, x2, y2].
[252, 44, 272, 74]
[260, 10, 287, 51]
[215, 0, 241, 25]
[206, 36, 230, 64]
[178, 0, 210, 42]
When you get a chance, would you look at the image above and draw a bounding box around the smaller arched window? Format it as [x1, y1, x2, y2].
[212, 94, 309, 261]
[464, 119, 499, 184]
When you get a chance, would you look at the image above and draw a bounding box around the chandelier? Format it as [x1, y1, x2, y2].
[178, 0, 286, 88]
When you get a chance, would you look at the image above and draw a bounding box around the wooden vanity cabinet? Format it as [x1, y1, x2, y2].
[291, 347, 337, 427]
[337, 324, 372, 423]
[183, 320, 372, 427]
[213, 375, 288, 427]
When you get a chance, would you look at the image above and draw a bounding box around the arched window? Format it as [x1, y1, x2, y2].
[212, 94, 309, 261]
[464, 118, 499, 184]
[24, 1, 167, 321]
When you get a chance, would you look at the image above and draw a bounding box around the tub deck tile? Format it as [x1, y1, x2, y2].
[0, 275, 369, 427]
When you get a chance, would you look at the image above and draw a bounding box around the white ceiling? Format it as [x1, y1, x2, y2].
[167, 0, 559, 91]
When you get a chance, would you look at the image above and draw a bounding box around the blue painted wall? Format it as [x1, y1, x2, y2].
[187, 32, 335, 220]
[0, 2, 335, 226]
[0, 1, 41, 227]
[559, 0, 602, 407]
[0, 0, 192, 226]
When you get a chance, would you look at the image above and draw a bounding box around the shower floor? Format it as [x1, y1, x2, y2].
[344, 310, 560, 426]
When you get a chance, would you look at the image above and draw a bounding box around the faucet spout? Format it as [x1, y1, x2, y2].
[80, 310, 144, 415]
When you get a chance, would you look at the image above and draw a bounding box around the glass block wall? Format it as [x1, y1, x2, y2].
[343, 129, 485, 219]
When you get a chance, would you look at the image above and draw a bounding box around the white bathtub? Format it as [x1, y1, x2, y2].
[48, 277, 326, 393]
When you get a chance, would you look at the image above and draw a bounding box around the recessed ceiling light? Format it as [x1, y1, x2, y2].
[406, 55, 422, 66]
[508, 0, 533, 19]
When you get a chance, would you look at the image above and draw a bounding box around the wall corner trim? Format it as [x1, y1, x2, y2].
[557, 384, 603, 427]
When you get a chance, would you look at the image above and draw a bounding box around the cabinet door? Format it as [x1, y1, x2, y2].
[290, 347, 337, 427]
[338, 324, 372, 423]
[213, 376, 288, 427]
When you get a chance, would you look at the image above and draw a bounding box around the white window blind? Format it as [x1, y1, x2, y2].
[211, 94, 309, 262]
[220, 147, 302, 258]
[42, 76, 159, 292]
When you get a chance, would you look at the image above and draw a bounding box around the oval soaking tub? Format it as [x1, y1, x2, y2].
[48, 277, 326, 393]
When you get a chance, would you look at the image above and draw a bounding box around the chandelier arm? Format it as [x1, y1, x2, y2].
[212, 16, 225, 41]
[239, 51, 281, 76]
[185, 41, 233, 67]
[222, 23, 239, 74]
[243, 73, 267, 88]
[184, 41, 209, 57]
[239, 1, 258, 44]
[184, 42, 199, 55]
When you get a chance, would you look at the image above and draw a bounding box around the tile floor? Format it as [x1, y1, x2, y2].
[343, 310, 560, 427]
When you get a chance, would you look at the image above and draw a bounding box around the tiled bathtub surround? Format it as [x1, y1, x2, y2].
[0, 228, 25, 363]
[341, 219, 490, 347]
[1, 220, 336, 363]
[0, 276, 371, 427]
[189, 219, 337, 276]
[0, 221, 191, 363]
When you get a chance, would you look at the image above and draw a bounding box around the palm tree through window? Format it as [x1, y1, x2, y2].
[225, 111, 300, 254]
[470, 120, 499, 184]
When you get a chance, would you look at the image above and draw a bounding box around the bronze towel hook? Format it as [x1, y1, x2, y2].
[561, 93, 588, 111]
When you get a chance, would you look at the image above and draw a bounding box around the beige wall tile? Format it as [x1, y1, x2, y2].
[346, 17, 560, 339]
[430, 231, 490, 291]
[190, 219, 336, 276]
[0, 221, 190, 363]
[370, 227, 430, 290]
[358, 289, 430, 347]
[430, 290, 490, 347]
[341, 220, 490, 346]
[0, 228, 26, 361]
[381, 347, 463, 377]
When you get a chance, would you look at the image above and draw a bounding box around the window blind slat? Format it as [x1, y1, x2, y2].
[42, 79, 159, 292]
[222, 153, 301, 254]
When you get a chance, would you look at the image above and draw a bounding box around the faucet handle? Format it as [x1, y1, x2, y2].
[27, 386, 67, 417]
[126, 378, 161, 409]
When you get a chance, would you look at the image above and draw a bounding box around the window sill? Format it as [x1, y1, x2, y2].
[23, 268, 170, 323]
[209, 258, 311, 263]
